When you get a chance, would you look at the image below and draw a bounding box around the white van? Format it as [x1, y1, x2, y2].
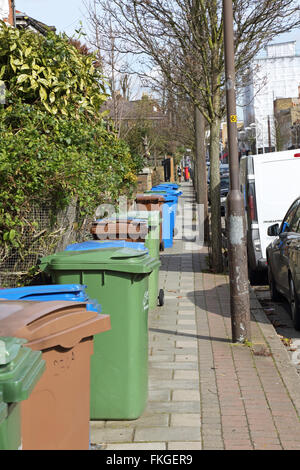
[239, 150, 300, 283]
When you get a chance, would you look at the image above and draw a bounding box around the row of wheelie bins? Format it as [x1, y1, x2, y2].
[0, 182, 182, 450]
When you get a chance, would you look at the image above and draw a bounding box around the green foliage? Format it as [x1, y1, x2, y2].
[0, 24, 138, 261]
[0, 21, 107, 117]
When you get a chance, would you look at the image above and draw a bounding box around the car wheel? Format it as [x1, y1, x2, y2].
[248, 265, 259, 285]
[289, 276, 300, 330]
[268, 264, 281, 301]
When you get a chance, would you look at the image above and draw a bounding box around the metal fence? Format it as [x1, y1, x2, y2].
[0, 199, 94, 287]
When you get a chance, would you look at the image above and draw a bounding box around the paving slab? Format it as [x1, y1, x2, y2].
[90, 182, 300, 451]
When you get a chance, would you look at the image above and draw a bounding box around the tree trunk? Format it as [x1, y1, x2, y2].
[194, 105, 209, 243]
[209, 115, 223, 272]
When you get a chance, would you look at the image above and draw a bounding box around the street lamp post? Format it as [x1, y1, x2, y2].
[223, 0, 251, 343]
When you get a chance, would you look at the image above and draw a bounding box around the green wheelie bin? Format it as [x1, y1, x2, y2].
[125, 210, 164, 309]
[39, 247, 160, 420]
[0, 336, 45, 450]
[0, 393, 8, 449]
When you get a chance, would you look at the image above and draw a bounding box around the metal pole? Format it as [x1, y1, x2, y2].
[223, 0, 251, 343]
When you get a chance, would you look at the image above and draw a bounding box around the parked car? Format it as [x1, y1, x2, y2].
[220, 173, 229, 216]
[208, 172, 229, 217]
[239, 149, 300, 284]
[266, 196, 300, 329]
[207, 163, 229, 185]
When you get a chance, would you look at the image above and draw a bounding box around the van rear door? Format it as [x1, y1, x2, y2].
[253, 150, 300, 259]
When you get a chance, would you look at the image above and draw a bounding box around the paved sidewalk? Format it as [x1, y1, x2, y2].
[90, 182, 300, 450]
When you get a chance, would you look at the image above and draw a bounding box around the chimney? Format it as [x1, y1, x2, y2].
[8, 0, 15, 26]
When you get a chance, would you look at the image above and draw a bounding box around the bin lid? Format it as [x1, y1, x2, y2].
[152, 185, 181, 191]
[0, 300, 111, 351]
[92, 217, 148, 226]
[0, 284, 88, 301]
[116, 211, 160, 228]
[39, 248, 160, 275]
[153, 183, 180, 189]
[90, 218, 148, 239]
[0, 336, 46, 403]
[0, 285, 102, 314]
[145, 191, 177, 203]
[65, 240, 148, 253]
[0, 336, 26, 365]
[145, 190, 180, 199]
[145, 190, 167, 194]
[94, 215, 155, 228]
[135, 193, 165, 203]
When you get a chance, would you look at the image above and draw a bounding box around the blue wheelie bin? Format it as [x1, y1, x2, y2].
[65, 240, 148, 253]
[151, 186, 182, 196]
[148, 187, 182, 229]
[152, 185, 182, 195]
[144, 191, 178, 248]
[152, 183, 180, 190]
[0, 284, 101, 313]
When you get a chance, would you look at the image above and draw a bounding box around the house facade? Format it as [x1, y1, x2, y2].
[274, 97, 300, 150]
[0, 0, 14, 25]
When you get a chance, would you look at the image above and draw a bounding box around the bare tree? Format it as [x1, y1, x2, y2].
[86, 0, 300, 272]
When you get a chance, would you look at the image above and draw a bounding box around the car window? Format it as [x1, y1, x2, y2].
[220, 177, 230, 188]
[290, 203, 300, 233]
[280, 200, 299, 233]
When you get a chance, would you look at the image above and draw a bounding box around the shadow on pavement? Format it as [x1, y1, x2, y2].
[149, 326, 231, 344]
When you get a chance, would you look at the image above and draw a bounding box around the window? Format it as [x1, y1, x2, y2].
[290, 202, 300, 233]
[280, 199, 299, 233]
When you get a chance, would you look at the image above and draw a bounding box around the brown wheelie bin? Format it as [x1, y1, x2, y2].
[135, 193, 165, 250]
[0, 299, 111, 450]
[90, 217, 148, 242]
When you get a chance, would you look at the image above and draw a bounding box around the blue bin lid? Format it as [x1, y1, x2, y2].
[152, 185, 179, 191]
[65, 240, 148, 253]
[152, 182, 179, 187]
[150, 188, 181, 197]
[0, 284, 102, 313]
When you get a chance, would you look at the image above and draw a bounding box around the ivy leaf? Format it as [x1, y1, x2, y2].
[9, 56, 16, 72]
[38, 77, 50, 87]
[0, 65, 5, 79]
[42, 101, 52, 113]
[39, 86, 47, 101]
[9, 229, 16, 241]
[24, 47, 32, 57]
[13, 59, 23, 66]
[17, 74, 29, 84]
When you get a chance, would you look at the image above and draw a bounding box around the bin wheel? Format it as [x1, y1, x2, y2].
[160, 241, 165, 251]
[158, 289, 164, 307]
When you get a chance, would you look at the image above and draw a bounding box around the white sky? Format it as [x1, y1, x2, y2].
[15, 1, 300, 45]
[15, 0, 88, 36]
[15, 1, 300, 116]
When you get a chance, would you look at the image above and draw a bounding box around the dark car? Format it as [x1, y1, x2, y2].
[266, 197, 300, 329]
[220, 173, 230, 216]
[208, 173, 230, 217]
